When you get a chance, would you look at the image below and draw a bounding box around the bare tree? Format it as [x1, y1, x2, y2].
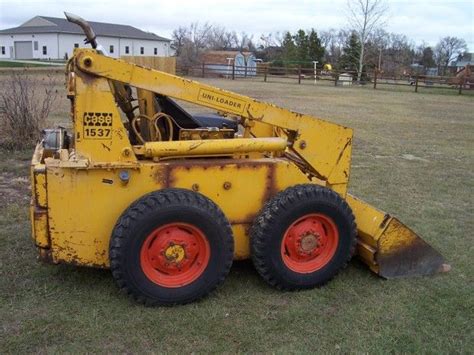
[320, 29, 351, 66]
[172, 22, 258, 66]
[434, 36, 467, 75]
[207, 26, 238, 50]
[346, 0, 388, 81]
[171, 26, 189, 57]
[237, 32, 255, 51]
[171, 22, 214, 66]
[259, 33, 278, 49]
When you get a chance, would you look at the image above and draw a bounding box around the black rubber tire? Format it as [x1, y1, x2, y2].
[109, 188, 234, 306]
[250, 184, 356, 290]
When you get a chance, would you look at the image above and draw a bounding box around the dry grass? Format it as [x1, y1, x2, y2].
[0, 72, 473, 353]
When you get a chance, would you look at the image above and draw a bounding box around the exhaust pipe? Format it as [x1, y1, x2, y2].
[64, 12, 107, 55]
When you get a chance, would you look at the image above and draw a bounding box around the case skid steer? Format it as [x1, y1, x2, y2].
[30, 13, 447, 305]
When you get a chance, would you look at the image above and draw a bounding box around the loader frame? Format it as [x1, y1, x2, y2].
[31, 48, 445, 282]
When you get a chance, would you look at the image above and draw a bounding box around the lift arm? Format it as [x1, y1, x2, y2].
[74, 50, 352, 195]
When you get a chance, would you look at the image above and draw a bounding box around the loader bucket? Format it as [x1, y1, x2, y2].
[347, 195, 447, 278]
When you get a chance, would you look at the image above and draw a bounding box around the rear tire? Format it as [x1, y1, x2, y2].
[110, 188, 234, 306]
[250, 184, 356, 290]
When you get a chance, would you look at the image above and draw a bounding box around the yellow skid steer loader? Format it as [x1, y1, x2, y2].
[30, 13, 447, 305]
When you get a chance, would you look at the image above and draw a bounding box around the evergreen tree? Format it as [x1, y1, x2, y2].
[308, 29, 325, 64]
[281, 31, 297, 63]
[421, 46, 435, 68]
[294, 29, 309, 63]
[277, 29, 325, 66]
[339, 32, 361, 71]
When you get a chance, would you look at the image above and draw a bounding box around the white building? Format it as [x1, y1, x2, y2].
[0, 15, 171, 60]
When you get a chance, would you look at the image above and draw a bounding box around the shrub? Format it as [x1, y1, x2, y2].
[0, 70, 58, 150]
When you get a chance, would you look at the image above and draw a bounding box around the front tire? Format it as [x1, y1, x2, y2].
[250, 184, 356, 290]
[110, 188, 234, 306]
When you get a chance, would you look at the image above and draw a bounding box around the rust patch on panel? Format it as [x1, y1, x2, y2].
[153, 164, 171, 187]
[163, 158, 281, 226]
[262, 163, 277, 205]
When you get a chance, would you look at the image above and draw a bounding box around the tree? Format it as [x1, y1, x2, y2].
[171, 22, 213, 66]
[346, 0, 388, 82]
[308, 29, 325, 64]
[294, 29, 309, 63]
[363, 28, 389, 70]
[320, 29, 351, 66]
[275, 30, 325, 66]
[237, 32, 256, 52]
[421, 46, 435, 68]
[207, 26, 238, 50]
[171, 26, 188, 57]
[259, 33, 278, 49]
[172, 23, 254, 66]
[434, 36, 467, 75]
[339, 31, 361, 72]
[281, 31, 297, 63]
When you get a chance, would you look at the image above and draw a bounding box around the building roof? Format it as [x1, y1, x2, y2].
[0, 15, 170, 42]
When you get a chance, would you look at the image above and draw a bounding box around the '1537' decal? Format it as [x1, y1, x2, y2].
[83, 112, 113, 139]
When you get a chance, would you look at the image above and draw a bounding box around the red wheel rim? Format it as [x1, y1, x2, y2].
[140, 223, 210, 288]
[281, 213, 339, 273]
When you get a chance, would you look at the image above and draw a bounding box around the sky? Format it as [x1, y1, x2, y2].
[0, 0, 473, 50]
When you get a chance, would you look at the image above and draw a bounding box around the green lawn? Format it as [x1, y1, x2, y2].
[0, 76, 473, 353]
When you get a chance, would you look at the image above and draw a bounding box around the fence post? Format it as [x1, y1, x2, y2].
[201, 62, 205, 78]
[458, 77, 464, 95]
[373, 69, 377, 89]
[244, 64, 247, 78]
[298, 66, 302, 84]
[232, 62, 235, 80]
[334, 73, 338, 86]
[264, 66, 267, 82]
[415, 75, 419, 93]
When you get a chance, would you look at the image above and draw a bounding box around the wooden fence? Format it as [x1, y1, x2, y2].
[176, 63, 473, 95]
[122, 56, 176, 74]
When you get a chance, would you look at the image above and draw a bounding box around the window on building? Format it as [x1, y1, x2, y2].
[140, 47, 144, 55]
[125, 46, 129, 54]
[109, 45, 114, 53]
[154, 48, 157, 55]
[42, 46, 47, 55]
[1, 47, 5, 55]
[74, 43, 79, 48]
[34, 41, 38, 50]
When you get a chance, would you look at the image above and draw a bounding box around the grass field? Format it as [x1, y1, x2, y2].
[1, 73, 473, 353]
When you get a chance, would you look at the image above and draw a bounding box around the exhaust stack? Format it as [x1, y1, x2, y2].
[64, 12, 106, 55]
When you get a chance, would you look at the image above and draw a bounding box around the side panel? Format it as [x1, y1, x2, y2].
[46, 159, 313, 267]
